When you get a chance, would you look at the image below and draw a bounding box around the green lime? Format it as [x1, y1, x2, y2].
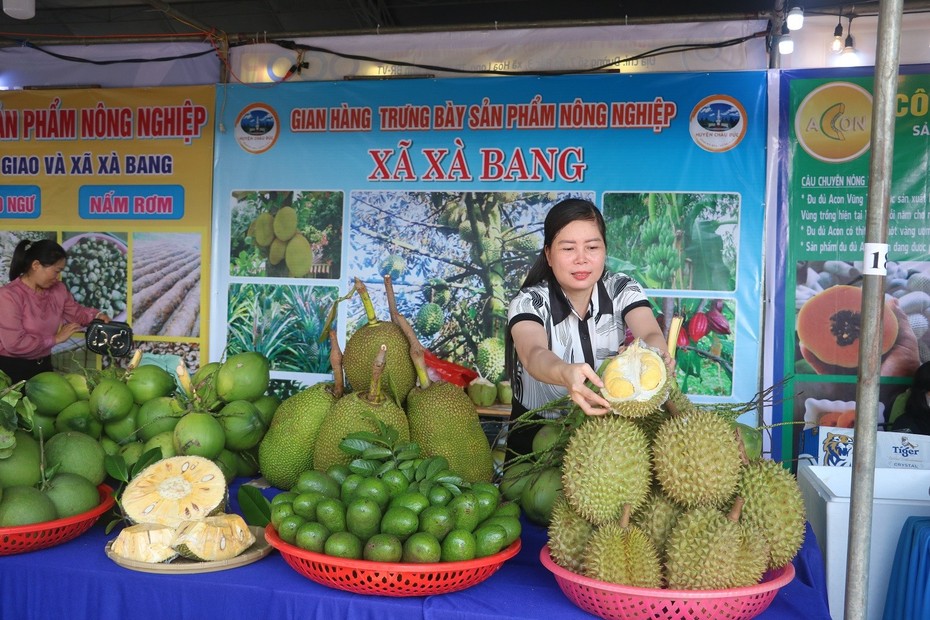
[379, 469, 410, 497]
[352, 477, 391, 511]
[470, 482, 501, 503]
[448, 492, 480, 533]
[474, 523, 507, 557]
[315, 497, 346, 533]
[324, 531, 363, 559]
[340, 473, 364, 501]
[441, 529, 477, 562]
[292, 491, 326, 520]
[493, 501, 521, 519]
[480, 515, 521, 546]
[390, 491, 430, 515]
[270, 502, 295, 530]
[294, 470, 341, 499]
[418, 505, 454, 541]
[345, 497, 382, 541]
[402, 531, 442, 563]
[271, 491, 298, 507]
[380, 506, 419, 541]
[427, 484, 453, 507]
[363, 533, 403, 562]
[277, 514, 306, 545]
[474, 491, 499, 522]
[325, 463, 352, 485]
[295, 521, 330, 553]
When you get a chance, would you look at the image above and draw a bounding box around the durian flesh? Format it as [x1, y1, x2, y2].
[600, 339, 669, 417]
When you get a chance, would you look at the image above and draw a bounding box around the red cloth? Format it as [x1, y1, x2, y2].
[0, 278, 98, 360]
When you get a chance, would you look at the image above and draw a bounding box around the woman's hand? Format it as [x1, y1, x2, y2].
[560, 362, 612, 416]
[55, 322, 83, 344]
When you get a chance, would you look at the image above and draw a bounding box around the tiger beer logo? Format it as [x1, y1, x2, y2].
[795, 82, 872, 163]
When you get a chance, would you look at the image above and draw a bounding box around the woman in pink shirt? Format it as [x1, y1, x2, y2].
[0, 239, 110, 383]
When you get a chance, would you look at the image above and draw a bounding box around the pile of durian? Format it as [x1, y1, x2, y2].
[547, 339, 805, 590]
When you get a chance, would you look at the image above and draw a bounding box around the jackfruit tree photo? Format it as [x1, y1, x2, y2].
[229, 189, 344, 279]
[346, 190, 591, 381]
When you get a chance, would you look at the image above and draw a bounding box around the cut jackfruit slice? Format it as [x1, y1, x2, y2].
[122, 455, 227, 528]
[173, 514, 255, 561]
[111, 523, 179, 563]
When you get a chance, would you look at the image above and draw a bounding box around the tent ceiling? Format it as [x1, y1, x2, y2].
[2, 0, 783, 43]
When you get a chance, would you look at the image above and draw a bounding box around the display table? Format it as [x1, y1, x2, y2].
[0, 479, 832, 620]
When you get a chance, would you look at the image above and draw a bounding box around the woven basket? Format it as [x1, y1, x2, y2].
[540, 544, 795, 620]
[266, 524, 520, 596]
[0, 484, 115, 556]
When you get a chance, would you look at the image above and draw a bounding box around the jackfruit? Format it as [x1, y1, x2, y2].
[258, 381, 336, 491]
[285, 234, 313, 278]
[172, 513, 255, 561]
[121, 456, 227, 528]
[110, 523, 178, 563]
[273, 206, 298, 242]
[252, 213, 274, 247]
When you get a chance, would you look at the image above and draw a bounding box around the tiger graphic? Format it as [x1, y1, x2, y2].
[822, 431, 854, 466]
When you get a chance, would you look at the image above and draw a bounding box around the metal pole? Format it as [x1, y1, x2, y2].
[844, 0, 904, 618]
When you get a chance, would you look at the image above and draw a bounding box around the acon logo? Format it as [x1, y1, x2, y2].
[234, 104, 280, 154]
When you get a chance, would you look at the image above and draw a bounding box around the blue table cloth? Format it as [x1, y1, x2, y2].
[0, 479, 832, 620]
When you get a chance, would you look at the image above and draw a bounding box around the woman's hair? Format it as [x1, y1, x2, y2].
[520, 198, 607, 289]
[505, 198, 608, 381]
[905, 361, 930, 419]
[8, 239, 68, 282]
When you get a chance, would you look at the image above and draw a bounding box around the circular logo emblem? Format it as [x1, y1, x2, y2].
[689, 95, 747, 153]
[234, 104, 279, 154]
[795, 82, 872, 163]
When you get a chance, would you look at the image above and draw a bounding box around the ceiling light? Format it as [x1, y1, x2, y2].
[786, 6, 804, 31]
[778, 23, 794, 55]
[2, 0, 34, 20]
[831, 18, 844, 53]
[842, 33, 855, 55]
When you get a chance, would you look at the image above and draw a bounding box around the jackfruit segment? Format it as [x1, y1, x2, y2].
[173, 514, 255, 561]
[122, 456, 227, 528]
[111, 523, 179, 563]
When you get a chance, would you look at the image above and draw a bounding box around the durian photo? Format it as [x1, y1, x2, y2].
[229, 189, 343, 279]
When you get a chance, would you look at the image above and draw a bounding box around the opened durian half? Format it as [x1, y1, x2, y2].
[600, 338, 669, 417]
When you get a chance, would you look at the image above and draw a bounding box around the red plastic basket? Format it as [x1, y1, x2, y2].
[265, 524, 520, 596]
[540, 545, 795, 620]
[0, 484, 115, 556]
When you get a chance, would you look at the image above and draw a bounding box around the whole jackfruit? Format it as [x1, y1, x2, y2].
[600, 339, 670, 417]
[547, 494, 594, 574]
[653, 410, 742, 508]
[560, 416, 651, 526]
[273, 206, 298, 242]
[737, 459, 806, 570]
[584, 507, 662, 588]
[258, 382, 336, 491]
[252, 212, 274, 247]
[285, 234, 313, 278]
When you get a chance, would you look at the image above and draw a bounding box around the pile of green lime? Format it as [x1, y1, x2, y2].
[270, 457, 521, 563]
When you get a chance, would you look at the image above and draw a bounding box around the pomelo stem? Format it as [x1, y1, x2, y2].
[328, 329, 345, 399]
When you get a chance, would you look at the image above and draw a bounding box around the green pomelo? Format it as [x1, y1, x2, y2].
[136, 396, 185, 441]
[233, 448, 259, 477]
[30, 415, 58, 442]
[89, 377, 134, 423]
[142, 431, 177, 460]
[258, 382, 335, 491]
[44, 431, 106, 485]
[273, 206, 298, 241]
[520, 467, 562, 526]
[119, 441, 146, 468]
[63, 373, 92, 400]
[217, 400, 266, 451]
[192, 362, 222, 411]
[0, 431, 41, 487]
[499, 461, 534, 501]
[44, 472, 100, 518]
[532, 424, 562, 453]
[284, 234, 313, 277]
[213, 449, 239, 483]
[173, 413, 226, 460]
[251, 395, 280, 428]
[99, 436, 121, 456]
[25, 371, 78, 416]
[55, 400, 102, 438]
[215, 352, 270, 403]
[0, 486, 58, 526]
[104, 404, 139, 443]
[126, 365, 176, 404]
[252, 212, 274, 247]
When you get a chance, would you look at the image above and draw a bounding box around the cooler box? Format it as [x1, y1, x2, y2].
[798, 463, 930, 619]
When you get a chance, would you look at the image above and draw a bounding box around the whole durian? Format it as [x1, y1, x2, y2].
[599, 339, 670, 418]
[653, 410, 742, 508]
[561, 416, 651, 525]
[584, 505, 662, 588]
[632, 489, 683, 561]
[737, 459, 806, 569]
[547, 494, 595, 573]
